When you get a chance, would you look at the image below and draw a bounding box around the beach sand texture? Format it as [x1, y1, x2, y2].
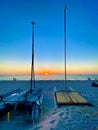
[0, 80, 98, 130]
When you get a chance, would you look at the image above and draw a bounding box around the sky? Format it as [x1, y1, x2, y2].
[0, 0, 98, 75]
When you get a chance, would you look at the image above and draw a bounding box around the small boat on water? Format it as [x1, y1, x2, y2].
[0, 21, 43, 120]
[13, 77, 16, 81]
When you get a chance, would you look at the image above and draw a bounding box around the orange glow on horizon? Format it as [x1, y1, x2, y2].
[0, 69, 98, 75]
[0, 63, 98, 75]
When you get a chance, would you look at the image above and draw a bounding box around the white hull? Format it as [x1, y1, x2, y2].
[0, 88, 43, 119]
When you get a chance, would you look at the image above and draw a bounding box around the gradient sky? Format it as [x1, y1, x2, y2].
[0, 0, 98, 75]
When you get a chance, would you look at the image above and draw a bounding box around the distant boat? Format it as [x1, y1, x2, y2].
[13, 77, 16, 81]
[88, 77, 91, 81]
[0, 21, 43, 120]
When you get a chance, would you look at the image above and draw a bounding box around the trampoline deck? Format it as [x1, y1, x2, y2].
[55, 91, 91, 106]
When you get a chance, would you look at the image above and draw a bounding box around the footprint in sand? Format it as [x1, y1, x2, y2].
[59, 112, 64, 117]
[50, 120, 56, 124]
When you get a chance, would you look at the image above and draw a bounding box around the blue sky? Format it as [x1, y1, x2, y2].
[0, 0, 98, 74]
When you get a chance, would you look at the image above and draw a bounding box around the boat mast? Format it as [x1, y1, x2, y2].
[30, 21, 35, 92]
[64, 6, 66, 90]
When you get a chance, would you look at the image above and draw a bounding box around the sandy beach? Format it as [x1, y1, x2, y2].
[0, 80, 98, 130]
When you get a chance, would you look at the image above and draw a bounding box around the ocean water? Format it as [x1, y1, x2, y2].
[0, 74, 98, 81]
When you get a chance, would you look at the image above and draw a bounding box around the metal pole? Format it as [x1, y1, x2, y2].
[64, 6, 66, 90]
[30, 21, 35, 92]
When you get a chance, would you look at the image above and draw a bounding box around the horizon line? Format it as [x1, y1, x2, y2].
[0, 73, 98, 76]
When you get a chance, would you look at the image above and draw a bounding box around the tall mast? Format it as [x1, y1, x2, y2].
[64, 6, 66, 90]
[30, 21, 35, 92]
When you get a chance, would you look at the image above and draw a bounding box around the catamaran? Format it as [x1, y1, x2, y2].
[0, 21, 43, 120]
[54, 6, 92, 106]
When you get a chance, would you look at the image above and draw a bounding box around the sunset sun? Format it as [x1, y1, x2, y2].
[44, 72, 48, 76]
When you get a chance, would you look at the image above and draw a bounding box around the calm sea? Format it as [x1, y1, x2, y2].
[0, 74, 98, 81]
